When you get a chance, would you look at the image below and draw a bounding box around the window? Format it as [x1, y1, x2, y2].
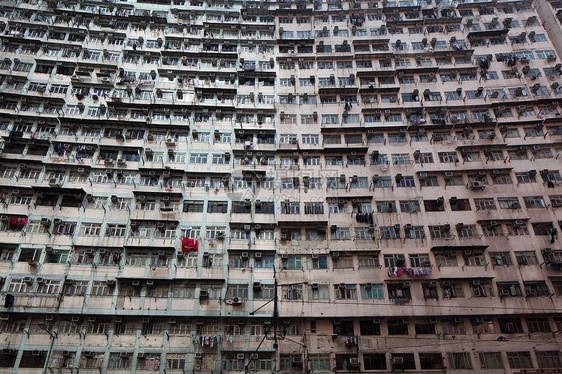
[438, 152, 458, 163]
[363, 353, 386, 370]
[524, 281, 550, 296]
[429, 225, 451, 239]
[361, 284, 383, 299]
[420, 175, 439, 187]
[515, 251, 537, 265]
[524, 196, 546, 208]
[166, 354, 186, 370]
[448, 353, 472, 370]
[516, 172, 536, 184]
[419, 353, 444, 369]
[106, 224, 126, 237]
[226, 284, 248, 299]
[396, 176, 415, 187]
[434, 252, 457, 267]
[474, 198, 496, 211]
[536, 50, 556, 59]
[489, 252, 512, 266]
[91, 281, 111, 296]
[282, 256, 302, 270]
[498, 318, 523, 333]
[254, 284, 274, 300]
[331, 227, 351, 240]
[45, 250, 69, 264]
[536, 351, 562, 369]
[0, 249, 14, 262]
[479, 352, 503, 369]
[399, 200, 420, 213]
[380, 226, 398, 239]
[8, 278, 30, 293]
[415, 152, 434, 164]
[497, 282, 522, 297]
[507, 352, 533, 369]
[172, 284, 195, 299]
[526, 318, 551, 333]
[387, 319, 409, 335]
[334, 284, 357, 299]
[189, 153, 208, 164]
[333, 256, 353, 269]
[80, 223, 101, 236]
[309, 355, 330, 371]
[309, 284, 329, 300]
[283, 285, 303, 300]
[410, 254, 430, 268]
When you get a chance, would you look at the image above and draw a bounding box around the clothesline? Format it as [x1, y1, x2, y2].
[192, 335, 220, 348]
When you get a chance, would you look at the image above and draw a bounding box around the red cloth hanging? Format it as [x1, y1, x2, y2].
[181, 238, 198, 252]
[9, 217, 17, 227]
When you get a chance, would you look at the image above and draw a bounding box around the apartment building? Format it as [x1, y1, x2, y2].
[275, 0, 562, 372]
[0, 0, 561, 372]
[0, 0, 277, 372]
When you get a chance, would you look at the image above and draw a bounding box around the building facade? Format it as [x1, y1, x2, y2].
[0, 0, 561, 372]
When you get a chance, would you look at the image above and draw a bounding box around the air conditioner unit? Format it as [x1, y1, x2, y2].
[472, 280, 481, 286]
[392, 357, 405, 366]
[470, 181, 484, 190]
[231, 296, 242, 305]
